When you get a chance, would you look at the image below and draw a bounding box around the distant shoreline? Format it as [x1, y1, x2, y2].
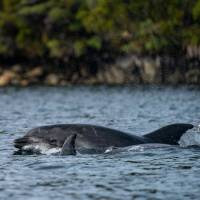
[0, 54, 200, 86]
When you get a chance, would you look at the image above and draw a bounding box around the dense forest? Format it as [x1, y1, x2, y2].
[0, 0, 200, 85]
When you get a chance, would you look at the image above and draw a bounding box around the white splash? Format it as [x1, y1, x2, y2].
[104, 146, 115, 153]
[22, 143, 61, 155]
[45, 147, 61, 155]
[179, 126, 200, 147]
[128, 145, 145, 152]
[104, 143, 171, 154]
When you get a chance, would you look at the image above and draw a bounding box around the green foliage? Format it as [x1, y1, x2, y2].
[0, 0, 199, 63]
[193, 0, 200, 20]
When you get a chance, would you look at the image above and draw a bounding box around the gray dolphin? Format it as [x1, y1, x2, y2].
[14, 123, 193, 155]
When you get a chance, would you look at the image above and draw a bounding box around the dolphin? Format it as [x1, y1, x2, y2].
[14, 123, 193, 155]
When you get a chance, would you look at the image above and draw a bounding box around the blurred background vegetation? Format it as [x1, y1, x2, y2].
[0, 0, 200, 85]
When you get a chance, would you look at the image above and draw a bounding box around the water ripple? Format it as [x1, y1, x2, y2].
[0, 86, 200, 200]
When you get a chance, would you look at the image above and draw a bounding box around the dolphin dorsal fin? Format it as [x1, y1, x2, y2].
[60, 134, 77, 155]
[144, 123, 193, 145]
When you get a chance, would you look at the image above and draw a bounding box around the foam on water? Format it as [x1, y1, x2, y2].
[104, 143, 172, 154]
[23, 143, 61, 155]
[45, 147, 61, 155]
[179, 126, 200, 147]
[128, 143, 172, 151]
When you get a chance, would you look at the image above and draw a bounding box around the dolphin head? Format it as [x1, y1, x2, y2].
[14, 126, 69, 154]
[14, 135, 62, 154]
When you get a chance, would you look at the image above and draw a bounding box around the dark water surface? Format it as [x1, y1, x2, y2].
[0, 86, 200, 200]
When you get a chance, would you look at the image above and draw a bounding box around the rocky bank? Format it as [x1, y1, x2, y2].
[0, 55, 200, 86]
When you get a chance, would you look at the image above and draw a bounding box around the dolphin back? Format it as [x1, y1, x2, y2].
[143, 123, 194, 145]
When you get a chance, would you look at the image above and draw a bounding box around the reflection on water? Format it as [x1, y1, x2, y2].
[0, 86, 200, 200]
